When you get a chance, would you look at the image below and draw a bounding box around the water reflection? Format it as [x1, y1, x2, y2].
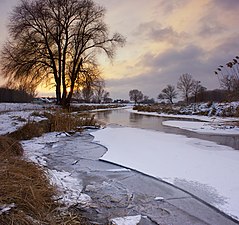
[95, 109, 239, 150]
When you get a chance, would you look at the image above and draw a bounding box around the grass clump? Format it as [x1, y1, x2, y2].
[47, 111, 97, 132]
[8, 120, 51, 141]
[7, 110, 99, 141]
[0, 136, 23, 158]
[0, 137, 55, 224]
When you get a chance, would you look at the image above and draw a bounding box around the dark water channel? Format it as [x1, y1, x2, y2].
[95, 109, 239, 150]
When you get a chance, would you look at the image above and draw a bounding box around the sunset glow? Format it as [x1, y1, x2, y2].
[0, 0, 239, 99]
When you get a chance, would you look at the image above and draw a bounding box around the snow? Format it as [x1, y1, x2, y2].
[154, 197, 164, 201]
[0, 103, 51, 112]
[110, 215, 142, 225]
[93, 127, 239, 220]
[0, 203, 16, 215]
[0, 110, 48, 135]
[163, 120, 239, 135]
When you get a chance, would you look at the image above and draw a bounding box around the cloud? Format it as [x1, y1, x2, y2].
[211, 0, 239, 10]
[155, 0, 191, 15]
[198, 16, 225, 37]
[137, 45, 205, 72]
[106, 41, 238, 99]
[134, 21, 188, 44]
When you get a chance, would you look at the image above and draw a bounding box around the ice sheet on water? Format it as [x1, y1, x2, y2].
[93, 126, 239, 220]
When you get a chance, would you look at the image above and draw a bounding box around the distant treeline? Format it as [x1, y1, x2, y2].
[0, 88, 33, 103]
[188, 89, 238, 103]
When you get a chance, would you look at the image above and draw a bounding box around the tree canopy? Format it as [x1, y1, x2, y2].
[129, 89, 143, 105]
[158, 85, 177, 104]
[1, 0, 125, 107]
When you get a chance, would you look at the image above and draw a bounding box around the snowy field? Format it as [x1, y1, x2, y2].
[93, 126, 239, 220]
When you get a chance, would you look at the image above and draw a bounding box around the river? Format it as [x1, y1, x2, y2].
[95, 109, 239, 150]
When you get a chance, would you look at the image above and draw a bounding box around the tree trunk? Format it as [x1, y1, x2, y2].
[55, 80, 61, 104]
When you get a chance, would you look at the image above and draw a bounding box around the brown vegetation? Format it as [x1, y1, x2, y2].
[8, 110, 99, 141]
[70, 104, 122, 112]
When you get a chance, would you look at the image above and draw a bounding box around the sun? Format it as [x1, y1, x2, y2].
[66, 87, 71, 92]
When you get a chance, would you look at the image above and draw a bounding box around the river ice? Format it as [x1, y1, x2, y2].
[93, 126, 239, 220]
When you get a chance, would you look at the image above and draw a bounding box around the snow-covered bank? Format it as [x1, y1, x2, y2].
[0, 103, 51, 112]
[0, 110, 48, 135]
[163, 120, 239, 135]
[93, 127, 239, 220]
[126, 108, 239, 123]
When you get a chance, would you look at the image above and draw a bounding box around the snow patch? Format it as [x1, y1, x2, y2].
[110, 215, 142, 225]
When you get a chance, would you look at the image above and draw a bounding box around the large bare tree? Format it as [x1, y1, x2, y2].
[1, 0, 125, 107]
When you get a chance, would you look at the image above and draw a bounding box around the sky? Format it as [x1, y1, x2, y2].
[0, 0, 239, 99]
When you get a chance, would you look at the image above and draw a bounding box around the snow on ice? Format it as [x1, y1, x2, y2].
[93, 126, 239, 220]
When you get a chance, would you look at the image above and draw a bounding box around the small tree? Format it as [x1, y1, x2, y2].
[177, 73, 194, 104]
[129, 89, 143, 105]
[158, 85, 177, 104]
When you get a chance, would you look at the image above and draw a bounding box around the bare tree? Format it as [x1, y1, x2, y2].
[94, 86, 110, 103]
[191, 80, 206, 103]
[177, 73, 194, 104]
[74, 64, 104, 102]
[158, 85, 177, 104]
[1, 0, 125, 107]
[129, 89, 143, 105]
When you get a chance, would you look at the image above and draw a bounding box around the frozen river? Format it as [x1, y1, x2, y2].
[95, 109, 239, 150]
[94, 109, 239, 221]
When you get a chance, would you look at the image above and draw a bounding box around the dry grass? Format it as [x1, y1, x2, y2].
[7, 110, 98, 141]
[8, 120, 51, 141]
[0, 136, 55, 224]
[0, 109, 99, 224]
[70, 104, 121, 112]
[0, 136, 23, 158]
[47, 111, 97, 132]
